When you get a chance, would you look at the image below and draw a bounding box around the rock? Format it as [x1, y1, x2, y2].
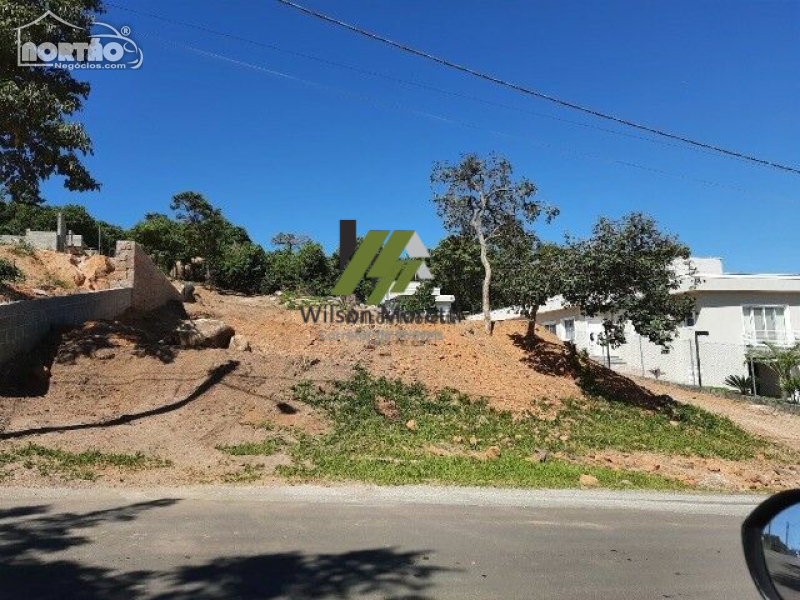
[228, 335, 251, 352]
[620, 479, 632, 486]
[172, 319, 234, 348]
[483, 446, 501, 460]
[579, 474, 600, 488]
[669, 420, 680, 427]
[181, 283, 196, 303]
[530, 449, 550, 463]
[94, 348, 116, 360]
[469, 436, 478, 446]
[405, 419, 418, 432]
[452, 435, 464, 444]
[376, 396, 400, 421]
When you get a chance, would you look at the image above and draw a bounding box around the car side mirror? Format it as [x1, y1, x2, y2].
[742, 490, 800, 599]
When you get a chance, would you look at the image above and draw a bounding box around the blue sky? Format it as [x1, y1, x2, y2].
[39, 0, 799, 273]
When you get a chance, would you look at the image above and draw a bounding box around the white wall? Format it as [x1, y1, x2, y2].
[536, 290, 800, 392]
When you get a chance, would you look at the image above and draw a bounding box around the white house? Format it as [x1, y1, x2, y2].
[537, 258, 800, 396]
[382, 280, 455, 315]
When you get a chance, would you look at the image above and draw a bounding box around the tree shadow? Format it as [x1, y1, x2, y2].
[510, 325, 677, 413]
[152, 548, 448, 600]
[0, 499, 178, 600]
[0, 302, 188, 397]
[508, 323, 577, 378]
[0, 360, 239, 440]
[56, 301, 188, 366]
[0, 500, 450, 599]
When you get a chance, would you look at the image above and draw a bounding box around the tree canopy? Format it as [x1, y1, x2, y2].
[561, 213, 695, 348]
[1, 0, 104, 204]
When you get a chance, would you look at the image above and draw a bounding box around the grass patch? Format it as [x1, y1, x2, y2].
[0, 444, 171, 481]
[223, 464, 264, 483]
[272, 368, 714, 489]
[557, 397, 772, 461]
[217, 438, 285, 456]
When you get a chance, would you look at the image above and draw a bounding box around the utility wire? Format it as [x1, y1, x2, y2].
[141, 32, 777, 200]
[108, 2, 737, 162]
[275, 0, 800, 176]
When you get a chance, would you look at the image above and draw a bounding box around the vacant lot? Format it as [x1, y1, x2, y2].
[0, 289, 798, 490]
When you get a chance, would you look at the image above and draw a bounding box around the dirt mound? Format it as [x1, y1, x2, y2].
[0, 246, 117, 302]
[0, 303, 328, 485]
[183, 290, 672, 416]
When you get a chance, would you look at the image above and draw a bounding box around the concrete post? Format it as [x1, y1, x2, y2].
[56, 212, 66, 252]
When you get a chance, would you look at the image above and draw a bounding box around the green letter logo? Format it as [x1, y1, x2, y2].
[333, 225, 431, 305]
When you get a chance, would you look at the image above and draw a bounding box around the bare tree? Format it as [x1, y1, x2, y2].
[431, 153, 557, 334]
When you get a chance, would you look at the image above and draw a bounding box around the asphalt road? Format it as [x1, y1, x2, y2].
[0, 486, 766, 599]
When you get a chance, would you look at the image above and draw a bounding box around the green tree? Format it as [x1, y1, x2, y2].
[495, 233, 564, 324]
[0, 201, 124, 252]
[128, 213, 187, 272]
[561, 213, 695, 349]
[212, 242, 270, 294]
[428, 235, 483, 314]
[170, 191, 225, 283]
[1, 0, 104, 204]
[432, 153, 557, 334]
[392, 280, 436, 313]
[295, 241, 334, 296]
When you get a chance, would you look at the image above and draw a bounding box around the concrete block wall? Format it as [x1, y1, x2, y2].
[0, 288, 132, 365]
[0, 241, 182, 370]
[112, 241, 182, 312]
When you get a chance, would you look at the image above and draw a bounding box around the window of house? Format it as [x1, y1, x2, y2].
[743, 306, 787, 342]
[544, 323, 557, 336]
[563, 319, 576, 342]
[685, 311, 697, 327]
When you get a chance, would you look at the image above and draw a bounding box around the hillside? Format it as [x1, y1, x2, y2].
[0, 287, 798, 490]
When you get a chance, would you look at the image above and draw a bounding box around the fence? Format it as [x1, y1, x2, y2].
[571, 330, 778, 395]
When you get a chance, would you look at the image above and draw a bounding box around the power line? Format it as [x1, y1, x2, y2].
[275, 0, 800, 176]
[107, 2, 726, 159]
[142, 33, 777, 200]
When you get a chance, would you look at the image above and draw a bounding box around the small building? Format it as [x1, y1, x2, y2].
[382, 280, 455, 315]
[0, 212, 85, 253]
[537, 258, 800, 396]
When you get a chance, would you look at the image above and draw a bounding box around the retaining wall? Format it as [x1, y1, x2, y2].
[0, 241, 182, 370]
[0, 287, 132, 365]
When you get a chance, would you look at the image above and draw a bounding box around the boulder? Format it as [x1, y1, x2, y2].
[228, 334, 251, 352]
[172, 319, 234, 348]
[181, 283, 196, 303]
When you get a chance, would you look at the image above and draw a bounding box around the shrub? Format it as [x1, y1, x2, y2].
[724, 374, 753, 395]
[211, 242, 269, 294]
[0, 258, 23, 284]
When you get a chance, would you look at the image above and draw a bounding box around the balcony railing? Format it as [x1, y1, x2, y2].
[742, 330, 799, 347]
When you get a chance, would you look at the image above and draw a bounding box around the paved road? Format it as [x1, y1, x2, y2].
[0, 486, 766, 599]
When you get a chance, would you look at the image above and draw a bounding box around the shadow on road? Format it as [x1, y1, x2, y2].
[0, 500, 449, 599]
